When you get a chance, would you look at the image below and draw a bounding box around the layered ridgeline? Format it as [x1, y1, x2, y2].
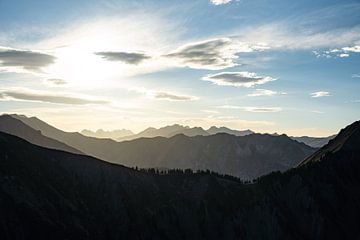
[83, 123, 332, 148]
[2, 115, 315, 180]
[0, 115, 82, 154]
[0, 120, 359, 239]
[116, 125, 253, 141]
[81, 129, 134, 139]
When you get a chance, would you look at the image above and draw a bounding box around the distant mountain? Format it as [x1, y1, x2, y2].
[0, 115, 82, 154]
[118, 124, 254, 141]
[81, 129, 133, 139]
[111, 133, 315, 180]
[291, 135, 336, 148]
[118, 124, 210, 141]
[0, 120, 359, 239]
[7, 114, 315, 180]
[207, 126, 254, 136]
[118, 125, 332, 148]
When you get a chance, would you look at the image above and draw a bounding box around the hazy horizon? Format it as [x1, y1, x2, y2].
[1, 0, 359, 137]
[1, 113, 341, 137]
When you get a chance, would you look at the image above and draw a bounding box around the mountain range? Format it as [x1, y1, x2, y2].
[82, 124, 333, 148]
[116, 124, 254, 141]
[81, 128, 134, 139]
[0, 119, 359, 239]
[2, 114, 315, 180]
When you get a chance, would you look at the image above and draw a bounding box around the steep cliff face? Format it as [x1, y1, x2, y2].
[0, 120, 360, 239]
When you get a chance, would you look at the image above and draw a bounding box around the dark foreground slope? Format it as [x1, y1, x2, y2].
[1, 120, 360, 239]
[6, 114, 315, 180]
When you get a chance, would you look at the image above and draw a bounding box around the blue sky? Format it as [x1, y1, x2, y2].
[0, 0, 359, 136]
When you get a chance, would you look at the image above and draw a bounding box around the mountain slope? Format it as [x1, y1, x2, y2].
[7, 114, 315, 179]
[299, 120, 360, 166]
[113, 133, 315, 180]
[0, 120, 360, 239]
[0, 115, 82, 154]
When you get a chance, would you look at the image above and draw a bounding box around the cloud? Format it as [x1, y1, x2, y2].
[342, 45, 360, 53]
[153, 92, 198, 101]
[339, 53, 350, 58]
[238, 22, 360, 52]
[0, 88, 108, 105]
[310, 91, 331, 98]
[129, 87, 198, 101]
[247, 89, 286, 97]
[242, 107, 282, 113]
[217, 105, 242, 109]
[202, 71, 276, 87]
[95, 51, 151, 64]
[217, 105, 282, 112]
[310, 110, 324, 114]
[210, 0, 232, 5]
[352, 74, 360, 78]
[46, 78, 67, 86]
[201, 110, 220, 114]
[165, 38, 267, 70]
[0, 46, 56, 72]
[313, 45, 360, 58]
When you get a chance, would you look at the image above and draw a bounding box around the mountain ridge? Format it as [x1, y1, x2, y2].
[0, 119, 359, 239]
[6, 114, 315, 180]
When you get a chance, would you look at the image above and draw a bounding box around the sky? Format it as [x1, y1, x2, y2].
[0, 0, 359, 136]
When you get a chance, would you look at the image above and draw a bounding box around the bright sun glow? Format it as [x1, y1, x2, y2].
[37, 16, 178, 88]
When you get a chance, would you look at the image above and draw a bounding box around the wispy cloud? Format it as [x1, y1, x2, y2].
[310, 110, 325, 114]
[45, 78, 67, 86]
[217, 105, 282, 112]
[0, 46, 55, 72]
[201, 110, 220, 114]
[238, 23, 360, 51]
[130, 87, 198, 101]
[165, 38, 267, 70]
[0, 88, 108, 105]
[242, 107, 282, 113]
[153, 92, 198, 101]
[210, 0, 232, 5]
[310, 91, 331, 98]
[352, 74, 360, 78]
[202, 71, 276, 87]
[95, 51, 151, 64]
[247, 89, 286, 97]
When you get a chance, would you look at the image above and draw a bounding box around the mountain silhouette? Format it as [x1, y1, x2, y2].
[117, 124, 210, 141]
[110, 133, 315, 180]
[207, 126, 254, 136]
[81, 128, 134, 139]
[78, 121, 331, 148]
[0, 115, 82, 154]
[0, 120, 359, 239]
[299, 120, 360, 166]
[6, 114, 315, 179]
